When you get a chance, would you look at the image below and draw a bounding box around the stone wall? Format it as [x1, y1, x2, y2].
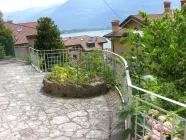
[105, 92, 124, 140]
[43, 78, 108, 98]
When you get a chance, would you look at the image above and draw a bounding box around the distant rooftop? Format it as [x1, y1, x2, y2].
[5, 21, 37, 45]
[63, 35, 107, 51]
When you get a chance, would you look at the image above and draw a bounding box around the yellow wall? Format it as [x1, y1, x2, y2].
[124, 20, 141, 30]
[27, 37, 35, 48]
[111, 39, 132, 55]
[14, 45, 30, 60]
[111, 19, 141, 54]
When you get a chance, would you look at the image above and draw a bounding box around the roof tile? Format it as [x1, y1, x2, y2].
[63, 35, 107, 51]
[5, 22, 37, 45]
[103, 28, 126, 38]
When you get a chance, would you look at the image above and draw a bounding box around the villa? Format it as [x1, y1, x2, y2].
[5, 21, 38, 59]
[63, 35, 107, 61]
[104, 0, 186, 54]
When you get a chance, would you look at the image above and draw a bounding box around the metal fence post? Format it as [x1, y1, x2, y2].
[113, 55, 116, 80]
[36, 50, 40, 71]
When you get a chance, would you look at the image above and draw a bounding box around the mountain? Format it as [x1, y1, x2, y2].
[3, 0, 180, 30]
[4, 7, 47, 23]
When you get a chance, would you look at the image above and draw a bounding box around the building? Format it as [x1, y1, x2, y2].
[63, 35, 107, 51]
[104, 0, 186, 54]
[5, 21, 38, 60]
[63, 35, 107, 60]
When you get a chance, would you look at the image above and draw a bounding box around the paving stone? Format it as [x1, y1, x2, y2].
[72, 129, 90, 138]
[50, 116, 70, 125]
[58, 122, 82, 132]
[0, 60, 122, 140]
[20, 134, 38, 140]
[32, 125, 50, 137]
[53, 136, 70, 140]
[8, 121, 29, 132]
[3, 115, 17, 122]
[72, 117, 90, 128]
[4, 131, 21, 140]
[67, 110, 88, 119]
[49, 129, 64, 138]
[27, 119, 42, 127]
[0, 130, 11, 139]
[75, 138, 90, 140]
[19, 128, 34, 138]
[38, 138, 52, 140]
[86, 130, 109, 139]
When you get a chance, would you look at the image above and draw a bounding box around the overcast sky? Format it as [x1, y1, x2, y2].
[0, 0, 67, 12]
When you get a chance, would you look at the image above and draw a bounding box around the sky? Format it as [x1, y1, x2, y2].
[0, 0, 181, 13]
[0, 0, 67, 12]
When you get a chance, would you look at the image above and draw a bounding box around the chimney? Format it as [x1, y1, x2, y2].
[111, 20, 119, 33]
[181, 0, 186, 10]
[7, 20, 13, 24]
[164, 1, 171, 13]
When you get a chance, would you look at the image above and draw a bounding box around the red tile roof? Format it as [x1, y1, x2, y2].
[120, 10, 176, 27]
[133, 10, 175, 21]
[103, 28, 126, 38]
[133, 13, 164, 21]
[63, 35, 107, 51]
[19, 22, 38, 28]
[5, 22, 37, 45]
[105, 9, 176, 38]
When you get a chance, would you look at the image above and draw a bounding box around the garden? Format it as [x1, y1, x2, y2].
[119, 6, 186, 140]
[28, 14, 186, 140]
[42, 50, 115, 98]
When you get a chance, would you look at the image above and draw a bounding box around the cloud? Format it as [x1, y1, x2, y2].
[0, 0, 67, 12]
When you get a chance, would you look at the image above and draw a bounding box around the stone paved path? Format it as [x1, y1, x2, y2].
[0, 60, 119, 140]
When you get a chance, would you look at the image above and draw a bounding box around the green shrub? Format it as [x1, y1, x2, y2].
[0, 44, 5, 60]
[80, 49, 115, 88]
[48, 65, 89, 84]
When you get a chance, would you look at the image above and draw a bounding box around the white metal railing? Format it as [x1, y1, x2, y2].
[29, 48, 186, 140]
[106, 51, 186, 140]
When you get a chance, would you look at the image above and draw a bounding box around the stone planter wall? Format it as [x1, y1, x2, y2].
[43, 78, 108, 98]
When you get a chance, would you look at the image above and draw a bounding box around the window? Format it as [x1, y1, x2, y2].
[134, 27, 138, 31]
[73, 54, 77, 59]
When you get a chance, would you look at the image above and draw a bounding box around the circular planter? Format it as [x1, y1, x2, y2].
[43, 78, 108, 98]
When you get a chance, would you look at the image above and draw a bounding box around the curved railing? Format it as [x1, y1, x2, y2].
[103, 50, 186, 140]
[30, 47, 186, 140]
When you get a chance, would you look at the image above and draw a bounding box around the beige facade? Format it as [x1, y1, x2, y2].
[110, 20, 140, 54]
[5, 22, 37, 60]
[66, 46, 82, 65]
[14, 45, 30, 60]
[111, 39, 134, 55]
[122, 19, 141, 29]
[27, 37, 35, 48]
[14, 36, 35, 60]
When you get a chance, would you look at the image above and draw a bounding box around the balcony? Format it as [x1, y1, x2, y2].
[30, 47, 186, 140]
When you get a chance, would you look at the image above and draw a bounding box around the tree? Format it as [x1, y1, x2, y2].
[35, 17, 64, 50]
[0, 44, 5, 59]
[0, 11, 13, 56]
[0, 10, 3, 20]
[119, 7, 186, 139]
[121, 5, 186, 91]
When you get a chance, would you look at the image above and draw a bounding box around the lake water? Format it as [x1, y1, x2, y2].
[61, 30, 112, 49]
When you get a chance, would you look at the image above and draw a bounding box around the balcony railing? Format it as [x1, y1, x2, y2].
[29, 47, 186, 140]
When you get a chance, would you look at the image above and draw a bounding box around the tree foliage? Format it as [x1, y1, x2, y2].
[0, 44, 5, 59]
[0, 10, 3, 20]
[0, 12, 13, 56]
[120, 6, 186, 139]
[121, 5, 186, 92]
[35, 17, 64, 50]
[120, 5, 186, 118]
